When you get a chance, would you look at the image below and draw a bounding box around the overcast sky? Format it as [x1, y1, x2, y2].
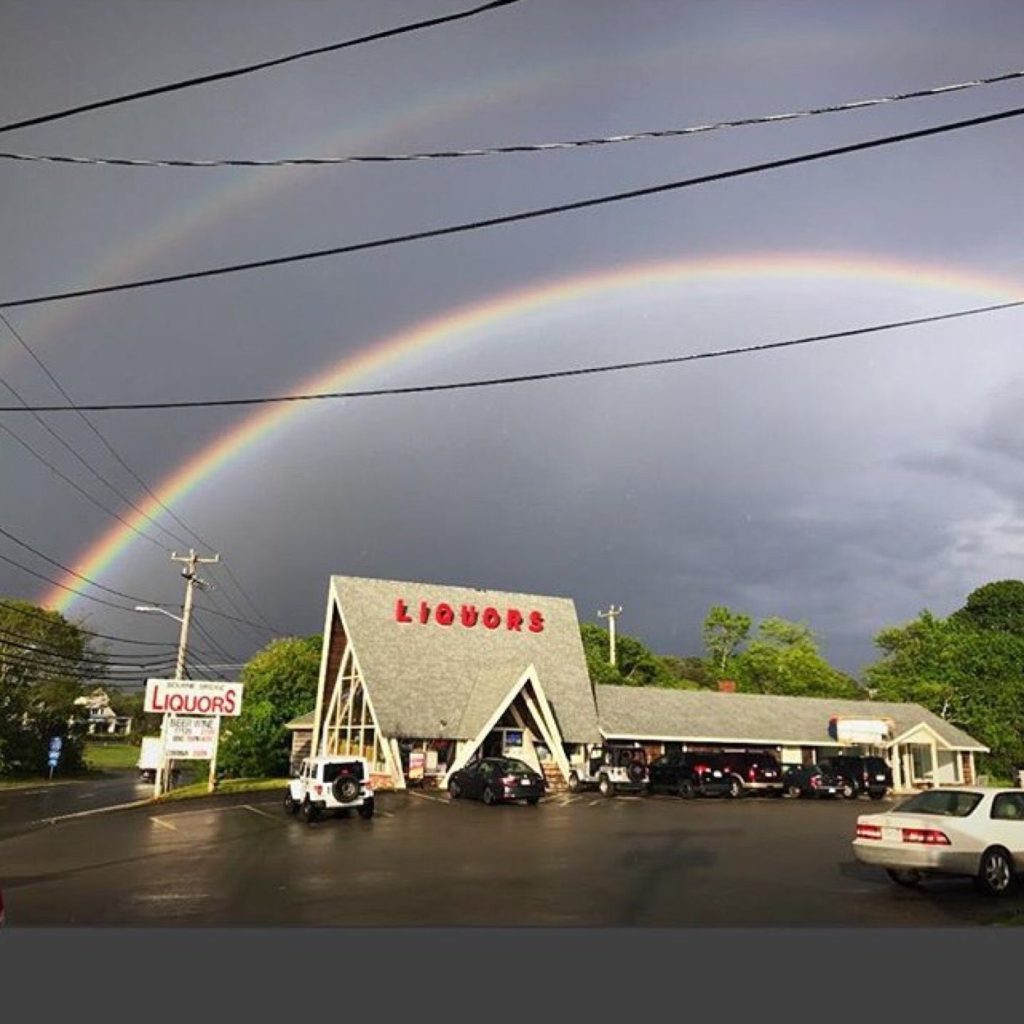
[3, 0, 1024, 680]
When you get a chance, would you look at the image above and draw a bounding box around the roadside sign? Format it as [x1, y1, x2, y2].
[145, 679, 244, 717]
[164, 715, 220, 760]
[47, 751, 60, 766]
[49, 736, 63, 754]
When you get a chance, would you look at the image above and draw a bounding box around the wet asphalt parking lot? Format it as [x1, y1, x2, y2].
[4, 785, 1024, 926]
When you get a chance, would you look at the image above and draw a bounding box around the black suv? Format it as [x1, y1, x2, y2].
[714, 750, 784, 798]
[648, 752, 732, 798]
[816, 754, 892, 800]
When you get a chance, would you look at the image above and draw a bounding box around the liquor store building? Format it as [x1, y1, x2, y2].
[308, 575, 602, 790]
[302, 575, 989, 793]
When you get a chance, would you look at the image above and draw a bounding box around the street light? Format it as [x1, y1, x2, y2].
[135, 604, 189, 797]
[134, 604, 183, 623]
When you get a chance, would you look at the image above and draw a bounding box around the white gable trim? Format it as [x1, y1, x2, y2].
[444, 665, 567, 784]
[889, 720, 957, 749]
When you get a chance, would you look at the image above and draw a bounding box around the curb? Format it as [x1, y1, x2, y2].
[35, 797, 156, 826]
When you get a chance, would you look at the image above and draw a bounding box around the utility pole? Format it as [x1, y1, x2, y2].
[597, 604, 623, 666]
[155, 549, 219, 796]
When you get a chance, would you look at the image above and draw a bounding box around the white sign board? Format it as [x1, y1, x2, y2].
[835, 718, 892, 745]
[164, 715, 220, 760]
[145, 679, 244, 716]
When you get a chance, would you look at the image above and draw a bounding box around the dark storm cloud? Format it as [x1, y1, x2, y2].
[4, 1, 1024, 680]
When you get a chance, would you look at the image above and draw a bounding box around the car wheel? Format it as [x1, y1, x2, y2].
[358, 800, 375, 820]
[302, 799, 319, 825]
[526, 796, 540, 806]
[448, 779, 462, 800]
[728, 777, 743, 799]
[841, 782, 857, 800]
[482, 786, 496, 806]
[786, 784, 803, 799]
[976, 847, 1015, 897]
[886, 868, 923, 889]
[677, 779, 696, 800]
[567, 772, 581, 793]
[598, 775, 615, 798]
[284, 791, 297, 815]
[869, 790, 886, 801]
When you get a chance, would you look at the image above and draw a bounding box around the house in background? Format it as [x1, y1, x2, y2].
[73, 688, 133, 736]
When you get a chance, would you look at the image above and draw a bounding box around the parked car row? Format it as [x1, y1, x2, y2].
[561, 748, 893, 802]
[284, 749, 896, 825]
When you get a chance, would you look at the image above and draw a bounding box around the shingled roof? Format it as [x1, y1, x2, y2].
[328, 575, 601, 744]
[595, 685, 987, 751]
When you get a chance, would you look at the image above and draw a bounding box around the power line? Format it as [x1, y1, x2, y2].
[3, 102, 1022, 311]
[0, 312, 200, 550]
[0, 598, 184, 647]
[0, 548, 172, 615]
[0, 314, 283, 636]
[0, 0, 521, 136]
[0, 298, 1019, 413]
[5, 67, 1021, 169]
[0, 630, 178, 669]
[218, 562, 281, 633]
[0, 523, 165, 604]
[0, 365, 193, 553]
[0, 419, 170, 549]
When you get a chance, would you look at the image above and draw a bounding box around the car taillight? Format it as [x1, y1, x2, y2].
[748, 768, 756, 781]
[856, 823, 882, 840]
[810, 775, 821, 788]
[314, 784, 323, 796]
[694, 764, 708, 773]
[502, 775, 518, 785]
[902, 828, 950, 846]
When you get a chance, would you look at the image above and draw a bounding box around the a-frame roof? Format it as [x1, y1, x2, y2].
[328, 575, 601, 743]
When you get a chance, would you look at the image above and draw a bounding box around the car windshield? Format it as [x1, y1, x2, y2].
[498, 759, 533, 776]
[894, 790, 981, 817]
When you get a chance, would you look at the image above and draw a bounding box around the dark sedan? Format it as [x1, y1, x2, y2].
[781, 763, 845, 799]
[447, 757, 545, 805]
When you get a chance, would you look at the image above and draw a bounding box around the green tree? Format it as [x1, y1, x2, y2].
[218, 635, 321, 778]
[734, 617, 863, 699]
[658, 655, 713, 689]
[950, 580, 1024, 634]
[579, 624, 685, 689]
[865, 604, 1024, 777]
[0, 599, 99, 775]
[701, 606, 752, 675]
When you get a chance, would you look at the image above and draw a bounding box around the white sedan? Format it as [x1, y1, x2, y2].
[852, 787, 1024, 897]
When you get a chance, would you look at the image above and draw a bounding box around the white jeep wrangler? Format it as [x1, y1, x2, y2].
[567, 744, 649, 797]
[285, 755, 374, 823]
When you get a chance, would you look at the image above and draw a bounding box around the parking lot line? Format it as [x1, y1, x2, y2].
[406, 790, 450, 804]
[242, 804, 278, 821]
[149, 816, 177, 831]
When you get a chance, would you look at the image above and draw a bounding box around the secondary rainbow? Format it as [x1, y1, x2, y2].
[46, 251, 1024, 614]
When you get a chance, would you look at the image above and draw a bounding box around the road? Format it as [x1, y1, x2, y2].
[4, 787, 1024, 926]
[0, 770, 151, 842]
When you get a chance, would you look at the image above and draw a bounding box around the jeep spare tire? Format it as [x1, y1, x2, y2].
[627, 760, 645, 784]
[333, 774, 360, 803]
